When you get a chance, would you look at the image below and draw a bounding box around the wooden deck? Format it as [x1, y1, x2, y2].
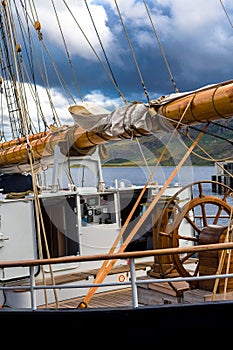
[36, 261, 154, 309]
[35, 260, 153, 286]
[38, 287, 134, 309]
[37, 260, 233, 309]
[38, 280, 233, 309]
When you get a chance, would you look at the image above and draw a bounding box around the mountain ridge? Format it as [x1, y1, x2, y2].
[103, 119, 233, 166]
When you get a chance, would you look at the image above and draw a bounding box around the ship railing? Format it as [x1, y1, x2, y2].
[0, 241, 233, 310]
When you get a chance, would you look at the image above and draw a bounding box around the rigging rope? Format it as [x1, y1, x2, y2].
[27, 0, 39, 24]
[114, 0, 150, 104]
[84, 0, 120, 96]
[7, 0, 60, 307]
[181, 129, 233, 164]
[51, 0, 83, 102]
[220, 0, 233, 28]
[143, 0, 179, 93]
[1, 1, 24, 138]
[211, 120, 233, 132]
[62, 0, 127, 104]
[186, 124, 233, 146]
[20, 0, 77, 112]
[31, 12, 62, 128]
[135, 137, 157, 183]
[18, 1, 47, 133]
[18, 0, 62, 128]
[0, 79, 6, 141]
[157, 110, 233, 154]
[79, 95, 196, 307]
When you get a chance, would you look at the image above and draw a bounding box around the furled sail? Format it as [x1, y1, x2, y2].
[0, 80, 232, 173]
[0, 101, 171, 173]
[70, 80, 233, 137]
[68, 101, 172, 136]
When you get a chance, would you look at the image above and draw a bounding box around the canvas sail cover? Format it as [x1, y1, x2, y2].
[68, 82, 221, 136]
[68, 101, 174, 136]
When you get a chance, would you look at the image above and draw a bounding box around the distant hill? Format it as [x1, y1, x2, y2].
[102, 118, 233, 167]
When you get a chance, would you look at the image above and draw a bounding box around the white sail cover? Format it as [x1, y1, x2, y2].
[69, 101, 173, 136]
[68, 82, 222, 136]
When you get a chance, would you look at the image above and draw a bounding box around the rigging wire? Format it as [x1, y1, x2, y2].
[155, 108, 233, 162]
[20, 0, 46, 133]
[143, 0, 179, 93]
[15, 0, 34, 134]
[19, 0, 77, 111]
[38, 37, 77, 108]
[62, 0, 127, 104]
[114, 0, 150, 104]
[135, 137, 157, 183]
[178, 130, 233, 163]
[2, 0, 29, 138]
[19, 0, 61, 127]
[181, 128, 233, 167]
[14, 0, 60, 307]
[210, 120, 233, 132]
[28, 0, 39, 23]
[0, 2, 20, 138]
[51, 0, 83, 102]
[185, 124, 233, 146]
[84, 0, 121, 97]
[219, 0, 233, 28]
[37, 34, 61, 127]
[13, 1, 49, 135]
[0, 80, 6, 141]
[157, 110, 233, 147]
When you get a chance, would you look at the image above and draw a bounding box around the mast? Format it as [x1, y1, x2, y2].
[0, 1, 231, 173]
[0, 1, 29, 139]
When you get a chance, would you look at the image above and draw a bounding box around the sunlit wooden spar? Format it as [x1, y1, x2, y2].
[154, 79, 233, 125]
[0, 122, 150, 168]
[0, 80, 232, 169]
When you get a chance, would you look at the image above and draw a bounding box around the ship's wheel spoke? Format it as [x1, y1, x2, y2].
[192, 260, 199, 277]
[179, 251, 195, 264]
[177, 234, 198, 243]
[222, 188, 231, 202]
[162, 264, 177, 277]
[200, 202, 208, 227]
[212, 190, 229, 225]
[183, 213, 201, 235]
[213, 205, 225, 225]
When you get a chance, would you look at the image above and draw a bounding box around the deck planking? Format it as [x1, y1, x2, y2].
[38, 287, 133, 309]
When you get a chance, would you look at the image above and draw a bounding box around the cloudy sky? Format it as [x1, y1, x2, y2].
[2, 0, 233, 129]
[35, 1, 233, 92]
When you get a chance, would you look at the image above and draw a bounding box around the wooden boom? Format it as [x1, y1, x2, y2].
[155, 80, 233, 125]
[0, 80, 232, 169]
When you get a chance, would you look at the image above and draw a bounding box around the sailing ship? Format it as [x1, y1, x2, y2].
[0, 0, 233, 336]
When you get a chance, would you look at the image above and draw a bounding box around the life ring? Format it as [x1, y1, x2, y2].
[118, 274, 126, 282]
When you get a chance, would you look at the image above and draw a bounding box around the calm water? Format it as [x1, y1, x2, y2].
[102, 166, 232, 227]
[47, 164, 217, 195]
[102, 165, 215, 188]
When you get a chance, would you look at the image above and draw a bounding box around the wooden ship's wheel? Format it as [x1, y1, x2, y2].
[151, 181, 233, 291]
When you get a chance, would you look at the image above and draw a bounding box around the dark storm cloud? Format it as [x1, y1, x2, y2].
[6, 0, 233, 127]
[36, 0, 233, 103]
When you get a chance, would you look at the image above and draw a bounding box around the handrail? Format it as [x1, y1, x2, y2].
[0, 241, 233, 268]
[1, 242, 233, 310]
[1, 256, 233, 310]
